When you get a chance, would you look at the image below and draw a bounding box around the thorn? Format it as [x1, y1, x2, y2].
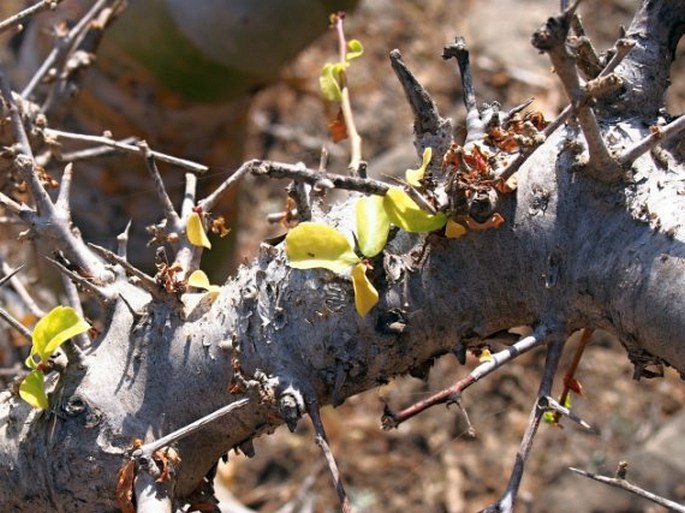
[88, 243, 166, 301]
[0, 304, 32, 342]
[0, 263, 24, 289]
[389, 49, 452, 156]
[46, 256, 111, 304]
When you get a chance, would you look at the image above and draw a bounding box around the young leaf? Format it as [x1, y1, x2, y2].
[187, 270, 221, 296]
[542, 410, 558, 426]
[187, 212, 212, 249]
[285, 222, 360, 273]
[356, 195, 390, 258]
[32, 306, 90, 363]
[405, 147, 432, 187]
[319, 62, 345, 102]
[346, 39, 364, 61]
[383, 187, 447, 233]
[19, 370, 48, 409]
[351, 263, 378, 317]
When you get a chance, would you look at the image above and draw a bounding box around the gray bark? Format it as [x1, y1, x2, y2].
[0, 0, 684, 511]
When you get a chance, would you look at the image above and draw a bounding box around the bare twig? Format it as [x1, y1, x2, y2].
[568, 466, 685, 513]
[0, 259, 44, 317]
[42, 128, 209, 173]
[0, 268, 33, 343]
[531, 1, 622, 182]
[46, 256, 110, 304]
[0, 0, 62, 35]
[41, 0, 125, 114]
[442, 36, 485, 143]
[620, 115, 685, 168]
[21, 0, 111, 100]
[0, 306, 32, 343]
[54, 136, 138, 162]
[382, 326, 548, 429]
[249, 159, 389, 195]
[307, 398, 352, 513]
[199, 161, 254, 212]
[482, 337, 566, 513]
[88, 243, 163, 300]
[57, 272, 89, 365]
[140, 142, 182, 230]
[132, 399, 250, 460]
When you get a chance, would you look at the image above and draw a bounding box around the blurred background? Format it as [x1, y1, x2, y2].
[1, 1, 684, 511]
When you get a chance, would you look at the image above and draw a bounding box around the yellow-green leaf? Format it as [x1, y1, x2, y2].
[19, 370, 48, 409]
[356, 196, 390, 258]
[285, 222, 360, 273]
[187, 212, 212, 249]
[319, 62, 345, 102]
[351, 263, 378, 317]
[382, 187, 447, 233]
[187, 270, 220, 297]
[346, 39, 364, 61]
[32, 306, 90, 363]
[406, 147, 432, 187]
[445, 219, 468, 238]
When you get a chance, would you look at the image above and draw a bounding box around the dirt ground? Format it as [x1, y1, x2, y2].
[221, 1, 685, 512]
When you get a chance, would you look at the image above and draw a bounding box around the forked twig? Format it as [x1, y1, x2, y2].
[482, 336, 565, 513]
[42, 128, 209, 173]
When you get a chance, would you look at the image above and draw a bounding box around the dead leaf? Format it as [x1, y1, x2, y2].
[115, 460, 136, 513]
[329, 108, 348, 143]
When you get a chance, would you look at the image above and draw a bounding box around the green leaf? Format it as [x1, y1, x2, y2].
[32, 306, 90, 363]
[356, 196, 390, 258]
[285, 222, 360, 273]
[351, 263, 378, 317]
[542, 410, 557, 425]
[382, 188, 447, 233]
[19, 370, 48, 409]
[187, 212, 212, 249]
[346, 39, 364, 61]
[319, 62, 346, 102]
[405, 147, 432, 187]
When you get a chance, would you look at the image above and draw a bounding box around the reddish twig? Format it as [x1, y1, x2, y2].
[382, 326, 548, 429]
